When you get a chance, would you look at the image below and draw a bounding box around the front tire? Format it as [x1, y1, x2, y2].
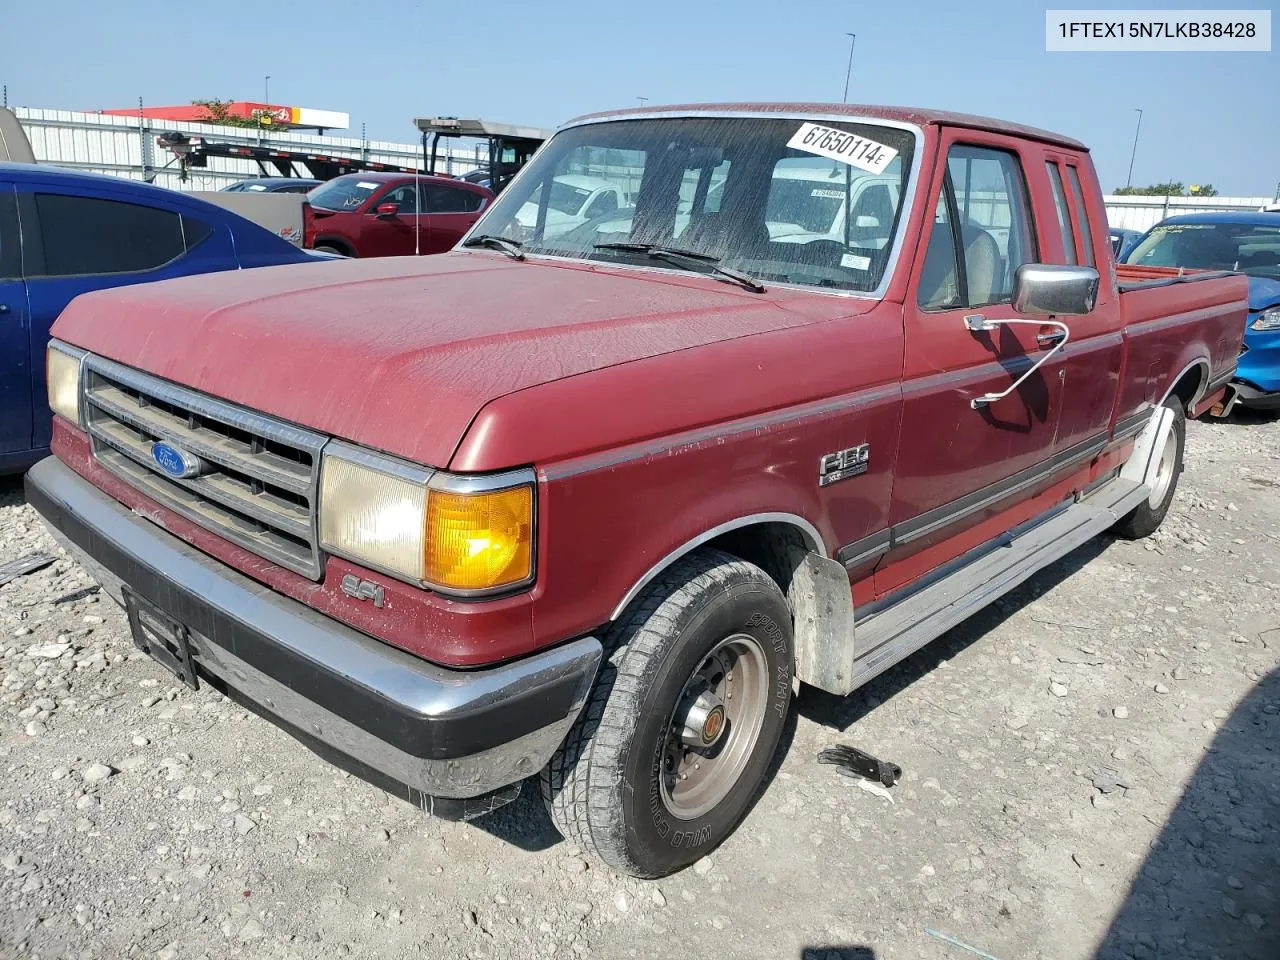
[541, 549, 793, 878]
[1114, 395, 1186, 540]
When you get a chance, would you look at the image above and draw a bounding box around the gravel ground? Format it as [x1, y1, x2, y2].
[1, 412, 1277, 960]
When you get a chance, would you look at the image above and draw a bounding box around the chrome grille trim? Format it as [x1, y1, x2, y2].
[82, 355, 326, 580]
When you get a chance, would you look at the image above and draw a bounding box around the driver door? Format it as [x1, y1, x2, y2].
[877, 134, 1067, 594]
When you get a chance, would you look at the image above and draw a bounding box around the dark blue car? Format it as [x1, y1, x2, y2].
[1123, 211, 1280, 411]
[0, 162, 322, 474]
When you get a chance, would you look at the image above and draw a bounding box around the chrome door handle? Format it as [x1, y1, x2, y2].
[1037, 330, 1067, 347]
[962, 316, 1071, 409]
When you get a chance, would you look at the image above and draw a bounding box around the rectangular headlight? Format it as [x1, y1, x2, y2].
[319, 442, 535, 595]
[319, 444, 430, 582]
[46, 342, 84, 426]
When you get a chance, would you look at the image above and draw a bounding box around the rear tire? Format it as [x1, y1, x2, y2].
[1114, 395, 1186, 540]
[313, 244, 347, 256]
[541, 549, 793, 878]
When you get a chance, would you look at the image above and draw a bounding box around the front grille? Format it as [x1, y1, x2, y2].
[83, 356, 327, 579]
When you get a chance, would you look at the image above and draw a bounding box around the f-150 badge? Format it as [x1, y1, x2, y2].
[819, 444, 870, 486]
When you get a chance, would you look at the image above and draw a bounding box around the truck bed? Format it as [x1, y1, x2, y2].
[1114, 263, 1250, 416]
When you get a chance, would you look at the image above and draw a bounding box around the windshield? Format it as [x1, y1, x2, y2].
[307, 178, 382, 211]
[467, 116, 916, 293]
[1124, 221, 1280, 281]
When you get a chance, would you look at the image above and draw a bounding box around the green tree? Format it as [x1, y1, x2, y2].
[1113, 181, 1186, 196]
[1188, 184, 1219, 197]
[190, 98, 281, 130]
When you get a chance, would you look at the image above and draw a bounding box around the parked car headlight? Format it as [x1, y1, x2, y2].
[319, 442, 534, 595]
[46, 341, 85, 426]
[1252, 307, 1280, 331]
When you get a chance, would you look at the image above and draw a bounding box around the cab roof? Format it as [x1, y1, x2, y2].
[563, 102, 1087, 152]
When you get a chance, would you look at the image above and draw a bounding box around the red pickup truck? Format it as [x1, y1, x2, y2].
[28, 103, 1248, 879]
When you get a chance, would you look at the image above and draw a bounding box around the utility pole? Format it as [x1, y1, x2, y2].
[842, 33, 857, 103]
[637, 97, 648, 106]
[1126, 107, 1143, 188]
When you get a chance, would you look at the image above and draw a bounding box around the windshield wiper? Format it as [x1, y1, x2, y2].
[593, 242, 766, 293]
[461, 235, 526, 260]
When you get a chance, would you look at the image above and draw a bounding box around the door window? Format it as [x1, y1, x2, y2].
[946, 146, 1036, 306]
[380, 186, 418, 213]
[422, 184, 483, 213]
[33, 194, 186, 277]
[921, 146, 1036, 309]
[0, 188, 19, 280]
[1064, 165, 1096, 266]
[1045, 162, 1078, 265]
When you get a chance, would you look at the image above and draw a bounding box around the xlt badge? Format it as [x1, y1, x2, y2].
[819, 444, 870, 487]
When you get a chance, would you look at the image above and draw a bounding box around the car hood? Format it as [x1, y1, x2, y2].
[52, 252, 828, 467]
[1247, 276, 1280, 312]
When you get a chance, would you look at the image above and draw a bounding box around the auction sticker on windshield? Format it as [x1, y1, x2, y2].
[787, 123, 898, 175]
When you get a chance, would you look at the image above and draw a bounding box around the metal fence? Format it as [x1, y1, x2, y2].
[13, 107, 484, 192]
[1102, 194, 1276, 232]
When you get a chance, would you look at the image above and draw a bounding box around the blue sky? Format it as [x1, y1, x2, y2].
[4, 0, 1277, 196]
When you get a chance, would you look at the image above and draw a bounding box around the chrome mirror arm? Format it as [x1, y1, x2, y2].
[962, 315, 1071, 409]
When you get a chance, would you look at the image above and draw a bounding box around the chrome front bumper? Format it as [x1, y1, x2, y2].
[26, 457, 602, 817]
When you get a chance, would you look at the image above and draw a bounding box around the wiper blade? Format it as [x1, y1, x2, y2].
[461, 234, 525, 260]
[592, 242, 765, 293]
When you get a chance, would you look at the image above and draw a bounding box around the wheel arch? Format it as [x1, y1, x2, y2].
[314, 235, 356, 257]
[608, 513, 825, 621]
[1160, 357, 1211, 412]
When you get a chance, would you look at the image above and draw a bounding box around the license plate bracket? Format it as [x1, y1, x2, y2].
[122, 586, 199, 691]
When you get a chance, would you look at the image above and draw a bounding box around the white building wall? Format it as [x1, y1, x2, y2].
[1102, 194, 1276, 232]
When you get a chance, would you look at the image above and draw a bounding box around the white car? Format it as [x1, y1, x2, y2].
[517, 175, 631, 238]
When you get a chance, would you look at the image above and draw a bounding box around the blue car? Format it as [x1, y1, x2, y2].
[1123, 211, 1280, 411]
[220, 176, 323, 194]
[0, 162, 323, 474]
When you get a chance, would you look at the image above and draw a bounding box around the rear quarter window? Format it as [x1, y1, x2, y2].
[33, 193, 186, 277]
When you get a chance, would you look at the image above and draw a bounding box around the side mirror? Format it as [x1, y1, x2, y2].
[1013, 263, 1100, 316]
[374, 202, 400, 219]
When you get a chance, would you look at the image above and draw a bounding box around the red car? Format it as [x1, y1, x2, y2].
[304, 172, 492, 258]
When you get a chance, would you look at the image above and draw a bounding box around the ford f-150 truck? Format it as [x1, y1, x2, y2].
[26, 103, 1249, 879]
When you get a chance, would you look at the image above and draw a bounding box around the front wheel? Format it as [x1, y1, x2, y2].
[541, 549, 793, 878]
[1114, 395, 1186, 540]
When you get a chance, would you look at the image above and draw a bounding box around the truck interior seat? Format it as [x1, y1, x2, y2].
[962, 225, 1002, 305]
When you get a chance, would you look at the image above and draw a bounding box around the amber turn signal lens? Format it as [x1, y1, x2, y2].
[424, 486, 533, 592]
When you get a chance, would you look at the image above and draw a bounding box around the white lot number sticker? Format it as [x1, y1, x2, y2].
[357, 181, 379, 189]
[787, 123, 898, 175]
[841, 252, 871, 271]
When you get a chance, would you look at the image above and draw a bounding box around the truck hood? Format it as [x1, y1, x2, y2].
[52, 252, 831, 467]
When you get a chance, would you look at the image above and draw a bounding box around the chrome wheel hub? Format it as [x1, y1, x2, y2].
[659, 633, 769, 821]
[678, 690, 727, 748]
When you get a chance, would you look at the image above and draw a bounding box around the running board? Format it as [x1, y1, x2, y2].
[843, 477, 1148, 693]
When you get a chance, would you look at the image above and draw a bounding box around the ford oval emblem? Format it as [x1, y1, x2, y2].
[151, 441, 204, 479]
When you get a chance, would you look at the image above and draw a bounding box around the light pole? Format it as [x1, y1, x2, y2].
[842, 33, 857, 103]
[1126, 107, 1143, 188]
[264, 75, 271, 107]
[637, 97, 648, 106]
